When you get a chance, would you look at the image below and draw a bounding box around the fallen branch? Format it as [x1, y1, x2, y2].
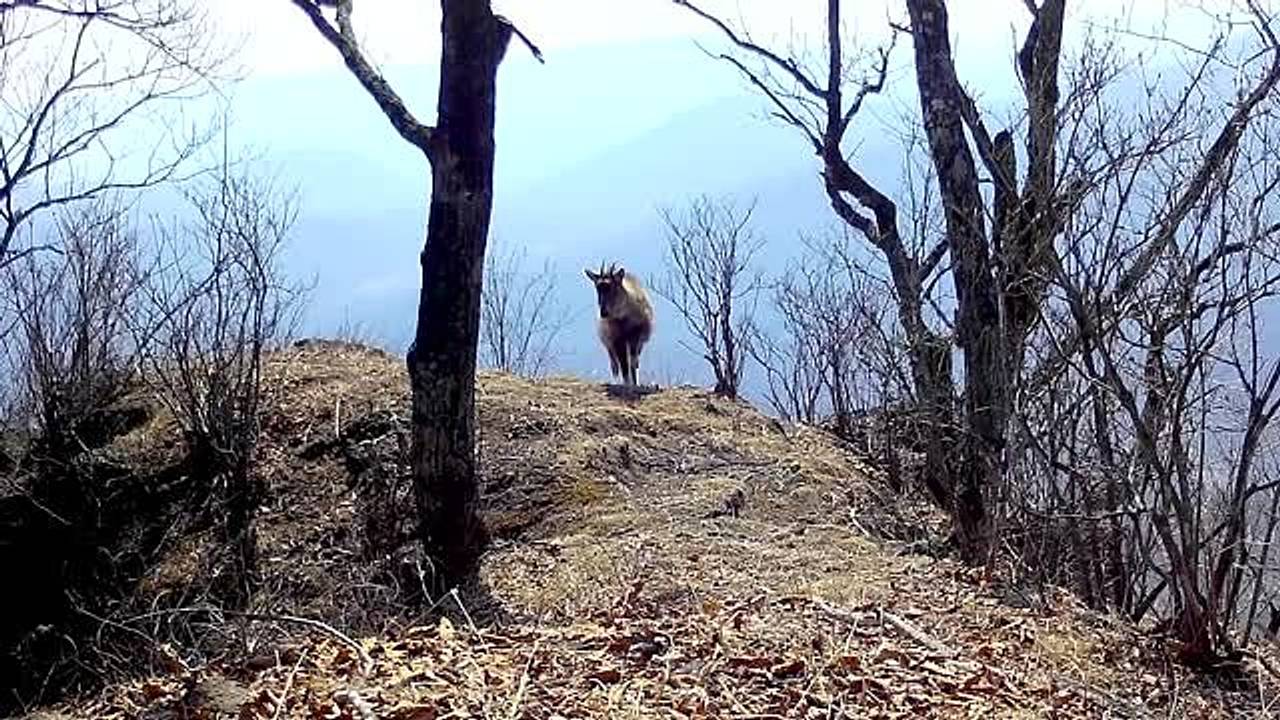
[1047, 670, 1157, 718]
[880, 610, 957, 659]
[809, 599, 958, 658]
[507, 635, 541, 719]
[231, 611, 375, 675]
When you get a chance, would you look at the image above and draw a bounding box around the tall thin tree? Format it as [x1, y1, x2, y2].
[289, 0, 541, 589]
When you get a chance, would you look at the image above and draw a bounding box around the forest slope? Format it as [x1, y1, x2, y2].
[30, 341, 1278, 719]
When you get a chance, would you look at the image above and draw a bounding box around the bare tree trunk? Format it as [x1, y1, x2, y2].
[905, 0, 1003, 561]
[901, 0, 1069, 562]
[407, 2, 515, 586]
[822, 153, 956, 510]
[223, 454, 262, 608]
[290, 0, 539, 590]
[718, 294, 738, 397]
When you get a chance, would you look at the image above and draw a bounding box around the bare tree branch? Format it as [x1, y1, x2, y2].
[673, 0, 825, 99]
[0, 0, 223, 266]
[286, 0, 435, 154]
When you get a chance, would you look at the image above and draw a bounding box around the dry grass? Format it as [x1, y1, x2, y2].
[47, 340, 1280, 719]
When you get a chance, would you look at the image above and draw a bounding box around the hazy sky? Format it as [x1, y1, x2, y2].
[217, 0, 724, 74]
[214, 1, 1195, 79]
[194, 0, 1237, 382]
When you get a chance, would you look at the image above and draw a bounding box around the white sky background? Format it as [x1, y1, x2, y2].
[217, 1, 723, 76]
[215, 1, 1214, 80]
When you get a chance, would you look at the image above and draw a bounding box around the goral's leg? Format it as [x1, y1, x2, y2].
[607, 346, 620, 379]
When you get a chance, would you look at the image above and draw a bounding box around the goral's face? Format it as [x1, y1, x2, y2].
[593, 277, 624, 319]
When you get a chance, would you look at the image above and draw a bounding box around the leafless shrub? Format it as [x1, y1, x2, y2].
[134, 161, 306, 607]
[479, 238, 570, 377]
[332, 306, 391, 352]
[751, 299, 825, 426]
[1, 200, 140, 460]
[753, 231, 918, 490]
[0, 200, 151, 709]
[655, 195, 765, 398]
[1001, 12, 1280, 662]
[0, 158, 306, 706]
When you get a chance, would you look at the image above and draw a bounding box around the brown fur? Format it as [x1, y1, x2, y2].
[584, 262, 654, 386]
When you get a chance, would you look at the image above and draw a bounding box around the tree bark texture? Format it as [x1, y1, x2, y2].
[290, 0, 528, 589]
[407, 1, 514, 587]
[905, 0, 1002, 562]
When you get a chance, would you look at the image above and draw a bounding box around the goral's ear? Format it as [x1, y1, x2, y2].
[584, 268, 597, 281]
[612, 266, 626, 281]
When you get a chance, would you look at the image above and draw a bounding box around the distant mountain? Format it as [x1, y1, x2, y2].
[223, 37, 916, 390]
[350, 95, 851, 381]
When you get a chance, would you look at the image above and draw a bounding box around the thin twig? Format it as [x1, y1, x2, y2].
[334, 396, 342, 440]
[121, 607, 374, 674]
[450, 587, 487, 648]
[230, 611, 374, 675]
[507, 635, 540, 719]
[271, 647, 310, 720]
[333, 689, 377, 720]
